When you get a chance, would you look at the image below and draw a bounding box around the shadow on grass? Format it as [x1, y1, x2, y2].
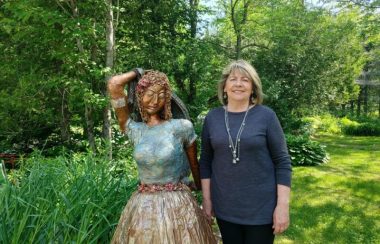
[284, 167, 380, 243]
[293, 166, 380, 201]
[280, 134, 380, 243]
[314, 134, 380, 156]
[337, 179, 380, 203]
[315, 134, 380, 145]
[313, 163, 377, 178]
[287, 201, 379, 243]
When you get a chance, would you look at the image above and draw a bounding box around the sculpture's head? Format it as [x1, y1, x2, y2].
[136, 70, 172, 122]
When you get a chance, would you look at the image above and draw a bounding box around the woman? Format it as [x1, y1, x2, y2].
[200, 60, 292, 244]
[107, 69, 216, 244]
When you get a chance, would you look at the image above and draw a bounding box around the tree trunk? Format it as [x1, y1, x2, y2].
[378, 87, 380, 118]
[230, 0, 250, 60]
[188, 0, 199, 102]
[364, 85, 368, 115]
[236, 33, 242, 60]
[85, 104, 96, 152]
[63, 0, 97, 152]
[357, 86, 362, 116]
[341, 104, 345, 115]
[189, 0, 199, 38]
[60, 88, 70, 143]
[103, 0, 115, 160]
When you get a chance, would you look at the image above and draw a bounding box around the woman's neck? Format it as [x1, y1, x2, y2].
[226, 100, 250, 112]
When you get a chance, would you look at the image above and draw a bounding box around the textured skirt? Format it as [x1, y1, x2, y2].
[111, 187, 217, 244]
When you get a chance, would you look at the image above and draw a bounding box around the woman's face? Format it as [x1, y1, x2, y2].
[224, 70, 253, 104]
[142, 84, 166, 116]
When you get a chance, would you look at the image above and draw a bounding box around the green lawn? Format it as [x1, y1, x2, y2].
[276, 134, 380, 244]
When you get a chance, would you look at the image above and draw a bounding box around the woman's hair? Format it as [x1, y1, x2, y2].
[217, 59, 264, 105]
[136, 70, 172, 122]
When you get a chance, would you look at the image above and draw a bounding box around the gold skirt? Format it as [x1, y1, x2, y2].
[111, 187, 217, 244]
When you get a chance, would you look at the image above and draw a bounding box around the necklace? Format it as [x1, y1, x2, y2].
[224, 105, 251, 164]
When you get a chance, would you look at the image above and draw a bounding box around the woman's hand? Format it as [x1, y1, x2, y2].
[202, 198, 214, 224]
[273, 184, 291, 234]
[272, 202, 290, 235]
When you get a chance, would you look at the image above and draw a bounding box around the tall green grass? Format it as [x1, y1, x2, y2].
[0, 152, 138, 243]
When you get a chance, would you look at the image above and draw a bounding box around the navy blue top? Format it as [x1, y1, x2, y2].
[199, 105, 292, 225]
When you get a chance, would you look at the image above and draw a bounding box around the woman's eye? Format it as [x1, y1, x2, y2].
[145, 91, 154, 96]
[158, 93, 166, 99]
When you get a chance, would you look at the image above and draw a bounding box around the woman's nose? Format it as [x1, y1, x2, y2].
[234, 79, 243, 86]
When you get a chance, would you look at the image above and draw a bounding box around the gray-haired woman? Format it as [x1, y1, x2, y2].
[200, 60, 292, 244]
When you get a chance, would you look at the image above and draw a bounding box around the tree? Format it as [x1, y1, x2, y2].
[211, 0, 366, 121]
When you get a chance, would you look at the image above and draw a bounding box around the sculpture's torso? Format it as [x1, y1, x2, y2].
[126, 119, 196, 184]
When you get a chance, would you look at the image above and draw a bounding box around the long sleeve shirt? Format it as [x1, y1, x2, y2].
[199, 105, 292, 225]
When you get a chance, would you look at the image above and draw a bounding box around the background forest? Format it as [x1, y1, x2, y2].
[0, 0, 379, 243]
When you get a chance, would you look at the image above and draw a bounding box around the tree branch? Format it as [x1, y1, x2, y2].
[55, 0, 72, 17]
[241, 42, 269, 50]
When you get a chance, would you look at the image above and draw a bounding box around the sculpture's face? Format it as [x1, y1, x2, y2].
[142, 84, 166, 116]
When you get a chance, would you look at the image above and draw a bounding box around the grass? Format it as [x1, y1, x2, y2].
[2, 134, 379, 243]
[276, 134, 380, 244]
[0, 152, 138, 243]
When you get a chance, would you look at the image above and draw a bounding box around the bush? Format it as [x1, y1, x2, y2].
[304, 114, 341, 135]
[282, 117, 315, 136]
[0, 152, 138, 243]
[340, 116, 380, 136]
[286, 134, 329, 166]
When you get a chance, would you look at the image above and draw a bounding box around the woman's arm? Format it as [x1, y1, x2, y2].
[199, 115, 214, 221]
[201, 178, 213, 222]
[266, 110, 292, 234]
[273, 184, 291, 234]
[107, 71, 138, 132]
[185, 141, 202, 190]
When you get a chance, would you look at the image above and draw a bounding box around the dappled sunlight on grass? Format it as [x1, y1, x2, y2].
[276, 135, 380, 244]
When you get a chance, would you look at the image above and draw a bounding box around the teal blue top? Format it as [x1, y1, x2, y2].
[126, 118, 196, 185]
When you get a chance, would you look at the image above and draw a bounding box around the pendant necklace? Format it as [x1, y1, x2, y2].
[224, 105, 251, 164]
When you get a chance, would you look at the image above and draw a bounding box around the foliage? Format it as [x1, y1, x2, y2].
[281, 116, 315, 136]
[213, 0, 367, 121]
[341, 116, 380, 136]
[286, 134, 329, 166]
[0, 152, 138, 243]
[0, 0, 377, 157]
[305, 114, 380, 136]
[304, 114, 342, 135]
[0, 0, 109, 152]
[0, 0, 224, 152]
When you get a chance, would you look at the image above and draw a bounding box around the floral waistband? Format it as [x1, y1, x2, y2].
[138, 182, 188, 193]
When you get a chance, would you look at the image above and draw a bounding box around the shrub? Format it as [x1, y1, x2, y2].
[304, 114, 341, 135]
[340, 116, 380, 136]
[286, 134, 329, 166]
[342, 123, 380, 136]
[0, 152, 138, 243]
